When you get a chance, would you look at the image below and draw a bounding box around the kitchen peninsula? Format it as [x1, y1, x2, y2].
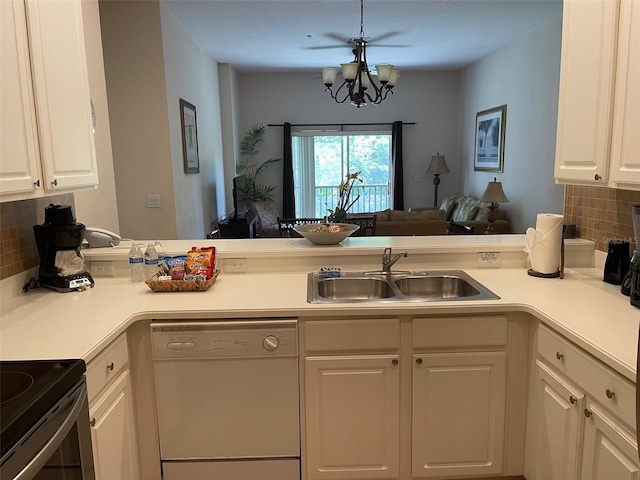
[1, 235, 638, 480]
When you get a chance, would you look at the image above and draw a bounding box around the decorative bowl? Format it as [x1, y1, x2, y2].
[293, 223, 359, 245]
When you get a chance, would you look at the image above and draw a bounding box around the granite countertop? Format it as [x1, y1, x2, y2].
[1, 236, 637, 382]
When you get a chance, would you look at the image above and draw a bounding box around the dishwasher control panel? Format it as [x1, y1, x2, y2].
[151, 320, 297, 358]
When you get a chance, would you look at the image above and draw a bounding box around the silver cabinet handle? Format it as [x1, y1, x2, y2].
[606, 389, 615, 399]
[584, 409, 592, 418]
[391, 358, 398, 366]
[594, 174, 602, 181]
[107, 362, 114, 371]
[556, 352, 564, 360]
[569, 395, 577, 405]
[416, 358, 423, 365]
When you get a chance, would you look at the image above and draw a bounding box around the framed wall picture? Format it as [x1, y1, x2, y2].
[474, 105, 506, 172]
[180, 99, 199, 173]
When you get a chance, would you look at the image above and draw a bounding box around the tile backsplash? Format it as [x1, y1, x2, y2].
[563, 186, 639, 252]
[0, 195, 75, 280]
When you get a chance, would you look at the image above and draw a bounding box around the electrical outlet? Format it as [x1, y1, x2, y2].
[477, 252, 501, 268]
[91, 262, 115, 277]
[147, 195, 161, 208]
[223, 258, 248, 273]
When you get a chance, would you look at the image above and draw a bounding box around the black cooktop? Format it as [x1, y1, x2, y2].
[0, 359, 86, 458]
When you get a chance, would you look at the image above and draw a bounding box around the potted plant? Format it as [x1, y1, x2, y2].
[326, 171, 363, 223]
[236, 124, 280, 201]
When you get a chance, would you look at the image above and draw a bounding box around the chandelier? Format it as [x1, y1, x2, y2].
[321, 0, 400, 108]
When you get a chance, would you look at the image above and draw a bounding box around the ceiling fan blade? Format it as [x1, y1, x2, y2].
[370, 31, 402, 43]
[305, 45, 352, 50]
[322, 32, 350, 43]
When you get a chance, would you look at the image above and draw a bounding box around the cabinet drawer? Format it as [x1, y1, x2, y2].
[538, 324, 635, 429]
[87, 333, 129, 403]
[412, 316, 507, 349]
[304, 318, 400, 352]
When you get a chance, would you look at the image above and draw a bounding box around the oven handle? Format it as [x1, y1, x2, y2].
[15, 382, 88, 480]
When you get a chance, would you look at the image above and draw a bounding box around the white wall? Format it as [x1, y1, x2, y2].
[458, 17, 564, 233]
[73, 0, 119, 233]
[160, 4, 223, 238]
[218, 64, 240, 217]
[100, 0, 177, 240]
[236, 71, 461, 213]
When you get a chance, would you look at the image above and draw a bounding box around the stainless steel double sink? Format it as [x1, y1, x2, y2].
[307, 270, 500, 304]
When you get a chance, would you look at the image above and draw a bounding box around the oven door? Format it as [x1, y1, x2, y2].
[0, 379, 95, 480]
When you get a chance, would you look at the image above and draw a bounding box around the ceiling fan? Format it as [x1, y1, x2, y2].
[306, 1, 407, 51]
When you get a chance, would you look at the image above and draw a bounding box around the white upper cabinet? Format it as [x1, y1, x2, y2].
[1, 0, 98, 202]
[555, 0, 640, 190]
[609, 0, 640, 188]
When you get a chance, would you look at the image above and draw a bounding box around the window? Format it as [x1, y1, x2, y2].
[292, 131, 392, 218]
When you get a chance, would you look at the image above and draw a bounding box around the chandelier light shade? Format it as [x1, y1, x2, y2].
[321, 0, 400, 108]
[480, 177, 509, 233]
[426, 153, 450, 207]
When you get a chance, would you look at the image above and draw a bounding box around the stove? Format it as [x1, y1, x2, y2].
[1, 360, 95, 479]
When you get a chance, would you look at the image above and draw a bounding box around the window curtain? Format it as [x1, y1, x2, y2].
[391, 121, 404, 210]
[282, 122, 295, 217]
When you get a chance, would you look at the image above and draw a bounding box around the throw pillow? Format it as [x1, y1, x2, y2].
[439, 194, 460, 220]
[474, 201, 492, 221]
[248, 200, 279, 230]
[452, 203, 480, 222]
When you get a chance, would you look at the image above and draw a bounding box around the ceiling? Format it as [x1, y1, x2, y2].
[162, 0, 563, 73]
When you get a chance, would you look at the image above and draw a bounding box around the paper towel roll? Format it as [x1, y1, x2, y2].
[527, 213, 564, 274]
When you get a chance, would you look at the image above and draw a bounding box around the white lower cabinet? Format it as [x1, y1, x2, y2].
[304, 355, 400, 480]
[301, 315, 517, 480]
[86, 333, 140, 480]
[531, 360, 585, 480]
[411, 351, 507, 478]
[581, 403, 639, 480]
[528, 324, 639, 480]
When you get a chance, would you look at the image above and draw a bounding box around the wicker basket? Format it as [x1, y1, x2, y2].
[145, 270, 219, 292]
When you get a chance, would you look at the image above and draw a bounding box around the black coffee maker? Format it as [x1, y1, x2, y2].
[33, 204, 94, 292]
[604, 240, 630, 285]
[630, 205, 640, 308]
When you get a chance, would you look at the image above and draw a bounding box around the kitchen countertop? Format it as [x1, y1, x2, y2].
[1, 236, 638, 382]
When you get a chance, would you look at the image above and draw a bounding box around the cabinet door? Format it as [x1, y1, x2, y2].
[554, 0, 619, 185]
[412, 352, 507, 478]
[89, 370, 140, 480]
[609, 0, 640, 189]
[25, 0, 98, 191]
[580, 403, 639, 480]
[304, 355, 400, 480]
[0, 0, 42, 197]
[532, 360, 585, 480]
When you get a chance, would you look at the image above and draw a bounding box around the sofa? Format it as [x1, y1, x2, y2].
[355, 209, 448, 236]
[433, 193, 510, 234]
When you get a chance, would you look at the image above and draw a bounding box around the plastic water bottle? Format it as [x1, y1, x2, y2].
[154, 240, 165, 267]
[129, 243, 145, 283]
[144, 242, 159, 279]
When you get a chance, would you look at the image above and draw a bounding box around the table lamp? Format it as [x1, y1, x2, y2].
[480, 177, 509, 233]
[426, 153, 450, 207]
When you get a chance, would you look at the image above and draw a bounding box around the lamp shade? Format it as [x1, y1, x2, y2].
[322, 67, 339, 86]
[426, 153, 450, 175]
[480, 177, 509, 203]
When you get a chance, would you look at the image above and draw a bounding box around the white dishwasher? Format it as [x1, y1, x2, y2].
[151, 319, 300, 480]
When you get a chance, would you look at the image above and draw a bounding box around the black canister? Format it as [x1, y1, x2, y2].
[603, 240, 630, 285]
[630, 260, 640, 308]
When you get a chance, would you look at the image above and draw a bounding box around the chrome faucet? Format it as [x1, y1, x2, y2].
[382, 247, 407, 274]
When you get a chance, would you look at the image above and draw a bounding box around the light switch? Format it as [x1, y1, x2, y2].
[414, 174, 423, 183]
[147, 195, 161, 208]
